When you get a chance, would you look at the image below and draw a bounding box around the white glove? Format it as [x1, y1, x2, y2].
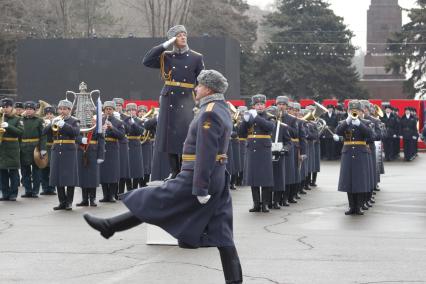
[243, 113, 250, 122]
[399, 136, 403, 139]
[162, 36, 176, 49]
[300, 154, 307, 160]
[345, 116, 352, 124]
[197, 195, 211, 204]
[333, 134, 340, 142]
[40, 150, 47, 156]
[57, 119, 65, 128]
[97, 159, 104, 164]
[412, 136, 417, 140]
[392, 134, 397, 138]
[1, 122, 8, 128]
[352, 119, 360, 126]
[130, 118, 135, 124]
[248, 109, 258, 119]
[81, 137, 88, 145]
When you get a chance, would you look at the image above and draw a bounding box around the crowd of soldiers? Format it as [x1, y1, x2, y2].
[0, 97, 156, 209]
[0, 96, 422, 214]
[320, 103, 422, 162]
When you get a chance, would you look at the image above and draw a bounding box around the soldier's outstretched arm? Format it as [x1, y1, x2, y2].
[5, 118, 23, 137]
[192, 111, 223, 197]
[142, 45, 165, 69]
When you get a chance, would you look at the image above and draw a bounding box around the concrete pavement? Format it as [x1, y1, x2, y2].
[1, 154, 426, 284]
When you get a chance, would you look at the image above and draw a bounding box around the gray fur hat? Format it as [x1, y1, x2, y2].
[237, 106, 248, 112]
[58, 99, 72, 109]
[348, 100, 361, 111]
[126, 103, 137, 111]
[359, 99, 370, 110]
[103, 101, 116, 110]
[197, 69, 228, 94]
[293, 102, 301, 111]
[138, 105, 148, 112]
[276, 96, 289, 105]
[167, 25, 187, 39]
[113, 98, 124, 106]
[251, 94, 266, 105]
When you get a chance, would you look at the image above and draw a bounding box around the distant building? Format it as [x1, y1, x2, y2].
[361, 0, 407, 100]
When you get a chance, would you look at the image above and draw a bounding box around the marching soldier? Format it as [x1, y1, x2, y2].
[399, 107, 418, 161]
[381, 105, 399, 161]
[392, 107, 401, 159]
[14, 102, 24, 117]
[291, 103, 308, 199]
[229, 121, 241, 190]
[320, 105, 338, 160]
[113, 98, 132, 196]
[99, 101, 125, 202]
[124, 103, 145, 189]
[143, 24, 204, 179]
[336, 100, 372, 215]
[137, 105, 148, 119]
[40, 106, 57, 195]
[0, 98, 23, 201]
[240, 94, 275, 213]
[45, 100, 80, 210]
[20, 101, 47, 198]
[84, 70, 242, 284]
[76, 116, 105, 207]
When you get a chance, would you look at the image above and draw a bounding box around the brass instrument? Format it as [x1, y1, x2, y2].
[227, 102, 241, 126]
[302, 102, 334, 135]
[141, 107, 159, 143]
[51, 115, 65, 132]
[373, 104, 384, 119]
[350, 110, 359, 120]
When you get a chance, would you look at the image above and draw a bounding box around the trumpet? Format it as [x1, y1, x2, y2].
[350, 111, 359, 120]
[51, 115, 64, 132]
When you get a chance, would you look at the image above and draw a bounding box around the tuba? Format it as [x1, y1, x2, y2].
[66, 82, 100, 134]
[141, 107, 159, 143]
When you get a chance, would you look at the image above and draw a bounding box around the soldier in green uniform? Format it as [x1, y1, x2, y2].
[0, 99, 23, 201]
[20, 101, 47, 198]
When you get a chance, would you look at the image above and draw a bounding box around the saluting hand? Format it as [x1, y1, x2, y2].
[197, 195, 211, 204]
[162, 36, 177, 49]
[1, 122, 8, 128]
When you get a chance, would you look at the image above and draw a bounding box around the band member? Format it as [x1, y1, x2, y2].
[137, 105, 148, 119]
[229, 115, 241, 190]
[20, 101, 47, 198]
[100, 101, 125, 202]
[336, 100, 372, 215]
[240, 94, 275, 213]
[84, 70, 242, 284]
[76, 116, 105, 207]
[113, 98, 132, 196]
[45, 100, 80, 210]
[0, 98, 23, 201]
[267, 106, 291, 209]
[40, 106, 57, 195]
[381, 105, 399, 161]
[14, 102, 24, 116]
[399, 107, 419, 161]
[320, 105, 338, 160]
[276, 96, 298, 206]
[124, 103, 145, 189]
[140, 113, 156, 187]
[143, 25, 204, 179]
[291, 103, 308, 199]
[236, 106, 247, 186]
[392, 107, 401, 159]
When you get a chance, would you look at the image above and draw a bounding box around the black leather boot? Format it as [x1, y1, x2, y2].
[99, 184, 109, 202]
[249, 187, 261, 212]
[54, 187, 67, 210]
[65, 187, 74, 210]
[89, 188, 97, 207]
[218, 246, 243, 284]
[310, 172, 318, 187]
[345, 193, 356, 215]
[83, 211, 142, 239]
[354, 194, 364, 215]
[77, 188, 89, 206]
[109, 183, 117, 202]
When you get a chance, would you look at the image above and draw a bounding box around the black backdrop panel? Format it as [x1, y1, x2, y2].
[17, 37, 240, 103]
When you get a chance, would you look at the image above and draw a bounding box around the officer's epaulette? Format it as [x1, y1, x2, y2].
[189, 49, 203, 57]
[206, 102, 215, 112]
[164, 50, 173, 55]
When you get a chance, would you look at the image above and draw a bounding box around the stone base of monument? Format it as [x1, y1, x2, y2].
[146, 224, 178, 245]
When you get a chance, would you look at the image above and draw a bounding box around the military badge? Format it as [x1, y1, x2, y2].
[203, 121, 211, 129]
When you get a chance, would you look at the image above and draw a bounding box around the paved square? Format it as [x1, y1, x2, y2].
[1, 154, 425, 284]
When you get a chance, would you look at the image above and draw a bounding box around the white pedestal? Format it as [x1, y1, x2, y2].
[146, 224, 178, 245]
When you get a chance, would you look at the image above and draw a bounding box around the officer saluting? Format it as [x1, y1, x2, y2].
[336, 100, 372, 215]
[45, 100, 80, 210]
[84, 70, 242, 284]
[143, 25, 204, 179]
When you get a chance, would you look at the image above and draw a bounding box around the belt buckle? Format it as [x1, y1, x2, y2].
[176, 82, 181, 86]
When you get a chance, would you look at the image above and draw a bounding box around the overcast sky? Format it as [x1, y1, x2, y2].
[247, 0, 417, 52]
